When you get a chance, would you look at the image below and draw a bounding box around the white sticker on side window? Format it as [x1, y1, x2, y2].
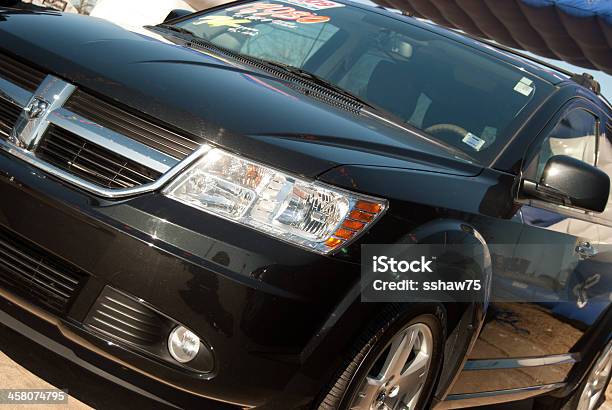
[462, 132, 486, 151]
[514, 77, 534, 96]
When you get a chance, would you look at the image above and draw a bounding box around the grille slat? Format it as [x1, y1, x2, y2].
[0, 98, 21, 140]
[77, 101, 197, 155]
[43, 139, 147, 187]
[0, 245, 76, 294]
[43, 132, 157, 183]
[40, 144, 136, 189]
[36, 126, 162, 190]
[65, 90, 200, 160]
[0, 54, 46, 92]
[96, 309, 160, 336]
[85, 288, 166, 346]
[100, 302, 160, 327]
[0, 225, 87, 312]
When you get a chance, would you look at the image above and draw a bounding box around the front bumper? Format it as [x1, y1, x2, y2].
[0, 148, 365, 408]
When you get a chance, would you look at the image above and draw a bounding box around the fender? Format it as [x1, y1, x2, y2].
[293, 218, 492, 406]
[400, 218, 492, 405]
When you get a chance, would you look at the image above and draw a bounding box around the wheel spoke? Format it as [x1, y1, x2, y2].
[351, 377, 383, 410]
[378, 329, 417, 382]
[348, 323, 435, 410]
[402, 351, 430, 378]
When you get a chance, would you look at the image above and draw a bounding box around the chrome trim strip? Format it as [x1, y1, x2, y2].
[0, 140, 211, 198]
[0, 76, 31, 107]
[463, 353, 580, 370]
[435, 383, 565, 409]
[49, 109, 178, 174]
[11, 76, 76, 149]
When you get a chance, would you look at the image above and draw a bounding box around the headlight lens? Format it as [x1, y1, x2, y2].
[164, 147, 387, 253]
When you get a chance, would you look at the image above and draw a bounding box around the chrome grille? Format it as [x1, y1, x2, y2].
[0, 56, 200, 197]
[36, 125, 163, 189]
[0, 98, 20, 140]
[65, 90, 200, 160]
[0, 53, 46, 92]
[0, 225, 87, 312]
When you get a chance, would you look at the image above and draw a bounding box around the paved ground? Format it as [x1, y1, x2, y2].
[0, 351, 89, 410]
[0, 324, 176, 410]
[0, 347, 610, 410]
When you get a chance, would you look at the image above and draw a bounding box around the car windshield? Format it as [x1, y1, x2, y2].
[174, 0, 554, 163]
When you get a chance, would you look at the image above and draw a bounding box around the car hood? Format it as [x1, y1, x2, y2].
[0, 9, 482, 178]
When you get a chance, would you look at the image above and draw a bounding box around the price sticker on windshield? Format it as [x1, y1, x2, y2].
[230, 3, 332, 24]
[462, 132, 486, 151]
[514, 76, 534, 96]
[280, 0, 345, 10]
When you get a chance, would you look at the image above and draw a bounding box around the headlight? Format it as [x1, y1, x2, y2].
[164, 147, 387, 254]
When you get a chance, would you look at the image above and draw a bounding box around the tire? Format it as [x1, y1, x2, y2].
[317, 304, 446, 410]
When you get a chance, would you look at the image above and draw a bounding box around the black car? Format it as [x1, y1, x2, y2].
[0, 1, 610, 409]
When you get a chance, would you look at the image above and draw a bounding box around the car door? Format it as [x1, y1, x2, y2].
[517, 103, 611, 328]
[575, 117, 612, 326]
[453, 101, 607, 395]
[513, 103, 601, 311]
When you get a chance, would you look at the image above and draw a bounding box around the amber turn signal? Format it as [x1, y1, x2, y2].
[324, 199, 386, 250]
[355, 201, 383, 214]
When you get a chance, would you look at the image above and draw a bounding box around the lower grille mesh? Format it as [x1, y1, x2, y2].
[0, 225, 87, 312]
[0, 98, 21, 140]
[36, 125, 162, 189]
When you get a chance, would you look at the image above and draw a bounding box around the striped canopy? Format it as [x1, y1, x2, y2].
[372, 0, 612, 75]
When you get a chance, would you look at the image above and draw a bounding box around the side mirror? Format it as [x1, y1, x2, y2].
[164, 9, 193, 23]
[522, 155, 610, 212]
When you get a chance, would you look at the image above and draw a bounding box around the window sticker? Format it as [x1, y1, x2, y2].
[228, 26, 260, 36]
[462, 132, 486, 151]
[270, 20, 299, 29]
[230, 3, 332, 24]
[514, 76, 534, 96]
[280, 0, 345, 10]
[194, 16, 252, 28]
[193, 16, 260, 36]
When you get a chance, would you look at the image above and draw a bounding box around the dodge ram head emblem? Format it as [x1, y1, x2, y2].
[25, 98, 50, 120]
[9, 76, 75, 151]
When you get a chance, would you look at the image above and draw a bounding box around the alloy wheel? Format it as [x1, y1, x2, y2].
[577, 341, 612, 410]
[350, 323, 434, 410]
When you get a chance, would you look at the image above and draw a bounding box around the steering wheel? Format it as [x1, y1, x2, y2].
[425, 123, 469, 138]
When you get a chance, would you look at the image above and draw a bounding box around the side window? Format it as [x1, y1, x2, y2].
[526, 108, 598, 181]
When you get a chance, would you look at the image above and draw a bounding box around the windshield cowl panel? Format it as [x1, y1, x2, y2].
[175, 0, 555, 164]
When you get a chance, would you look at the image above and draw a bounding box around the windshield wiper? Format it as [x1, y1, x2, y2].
[152, 24, 197, 37]
[141, 26, 476, 162]
[150, 25, 376, 111]
[260, 60, 378, 110]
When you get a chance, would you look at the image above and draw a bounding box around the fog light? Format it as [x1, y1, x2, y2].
[168, 326, 200, 363]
